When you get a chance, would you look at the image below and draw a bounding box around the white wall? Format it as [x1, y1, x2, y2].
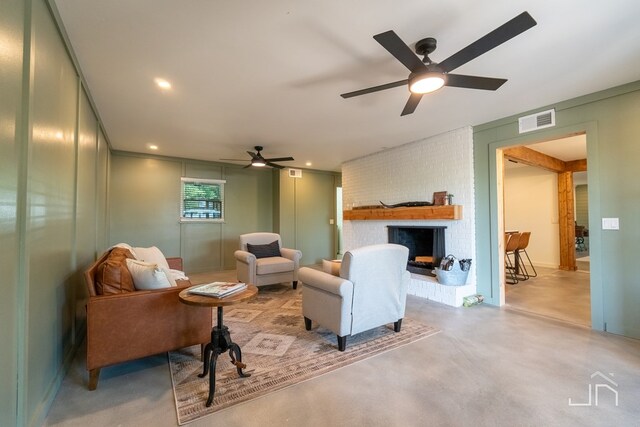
[341, 127, 476, 293]
[504, 164, 559, 268]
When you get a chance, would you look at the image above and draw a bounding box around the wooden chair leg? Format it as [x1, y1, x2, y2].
[88, 368, 100, 391]
[394, 319, 403, 332]
[337, 335, 347, 352]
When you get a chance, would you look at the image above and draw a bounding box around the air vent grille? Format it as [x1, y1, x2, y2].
[288, 168, 302, 178]
[518, 109, 556, 133]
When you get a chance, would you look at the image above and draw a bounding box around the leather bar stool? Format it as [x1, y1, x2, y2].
[504, 232, 521, 285]
[516, 231, 537, 279]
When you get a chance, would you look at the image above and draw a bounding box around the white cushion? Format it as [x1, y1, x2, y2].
[167, 268, 188, 284]
[134, 246, 170, 270]
[126, 259, 172, 290]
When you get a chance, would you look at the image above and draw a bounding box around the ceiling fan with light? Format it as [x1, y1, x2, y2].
[220, 146, 294, 169]
[341, 11, 537, 116]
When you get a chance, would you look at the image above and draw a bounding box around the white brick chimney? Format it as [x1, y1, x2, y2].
[341, 127, 477, 306]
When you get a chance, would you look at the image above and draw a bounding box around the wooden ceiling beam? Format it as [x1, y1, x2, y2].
[565, 159, 587, 172]
[503, 146, 566, 173]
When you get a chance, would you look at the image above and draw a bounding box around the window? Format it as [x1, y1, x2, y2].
[180, 177, 225, 222]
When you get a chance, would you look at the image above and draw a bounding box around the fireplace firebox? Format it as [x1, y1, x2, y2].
[387, 226, 446, 276]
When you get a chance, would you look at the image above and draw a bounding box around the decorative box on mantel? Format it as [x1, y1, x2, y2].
[343, 205, 462, 221]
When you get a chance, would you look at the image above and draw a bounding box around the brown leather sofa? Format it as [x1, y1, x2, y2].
[84, 249, 212, 390]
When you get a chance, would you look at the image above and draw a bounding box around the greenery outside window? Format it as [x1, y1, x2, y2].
[180, 177, 225, 222]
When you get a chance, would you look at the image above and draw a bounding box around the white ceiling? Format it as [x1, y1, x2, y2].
[54, 0, 640, 171]
[528, 134, 587, 161]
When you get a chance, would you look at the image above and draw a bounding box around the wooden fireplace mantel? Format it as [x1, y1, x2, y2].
[343, 205, 462, 221]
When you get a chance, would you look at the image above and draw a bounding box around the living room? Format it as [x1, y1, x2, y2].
[3, 1, 640, 426]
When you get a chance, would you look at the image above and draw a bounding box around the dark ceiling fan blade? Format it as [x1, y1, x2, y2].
[266, 162, 285, 169]
[401, 93, 423, 116]
[438, 11, 537, 73]
[264, 156, 294, 162]
[220, 158, 249, 161]
[445, 74, 507, 90]
[247, 150, 259, 159]
[341, 79, 408, 99]
[373, 31, 427, 73]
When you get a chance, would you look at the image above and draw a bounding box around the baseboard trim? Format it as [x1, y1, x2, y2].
[29, 321, 85, 427]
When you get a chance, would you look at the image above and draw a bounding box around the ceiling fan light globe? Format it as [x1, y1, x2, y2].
[409, 73, 446, 94]
[252, 160, 266, 167]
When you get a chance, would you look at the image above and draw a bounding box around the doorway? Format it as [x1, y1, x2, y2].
[499, 135, 591, 326]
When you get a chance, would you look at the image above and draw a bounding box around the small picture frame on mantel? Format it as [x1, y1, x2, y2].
[433, 191, 448, 206]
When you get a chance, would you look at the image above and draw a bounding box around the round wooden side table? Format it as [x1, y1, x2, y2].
[179, 284, 258, 407]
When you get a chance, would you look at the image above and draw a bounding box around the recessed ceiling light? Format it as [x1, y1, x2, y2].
[148, 144, 158, 150]
[305, 162, 312, 166]
[154, 78, 171, 90]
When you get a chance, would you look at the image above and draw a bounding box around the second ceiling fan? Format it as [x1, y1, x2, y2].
[341, 11, 537, 116]
[220, 146, 294, 169]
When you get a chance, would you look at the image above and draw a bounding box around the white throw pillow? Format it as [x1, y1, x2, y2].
[159, 266, 177, 287]
[134, 246, 170, 270]
[126, 259, 172, 290]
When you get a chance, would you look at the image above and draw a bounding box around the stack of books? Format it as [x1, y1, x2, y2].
[188, 282, 247, 298]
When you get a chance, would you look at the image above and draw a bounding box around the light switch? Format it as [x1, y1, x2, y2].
[329, 219, 334, 225]
[602, 218, 620, 230]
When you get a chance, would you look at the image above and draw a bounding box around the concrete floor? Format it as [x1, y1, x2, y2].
[45, 271, 640, 427]
[505, 267, 591, 327]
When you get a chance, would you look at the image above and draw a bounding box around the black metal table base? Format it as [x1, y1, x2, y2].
[198, 306, 250, 406]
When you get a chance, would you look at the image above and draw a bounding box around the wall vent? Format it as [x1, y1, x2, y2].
[518, 109, 556, 134]
[288, 168, 302, 178]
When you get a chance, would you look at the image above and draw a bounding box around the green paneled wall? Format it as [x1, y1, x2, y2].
[0, 0, 24, 425]
[109, 154, 340, 271]
[75, 89, 98, 336]
[108, 153, 275, 273]
[474, 81, 640, 339]
[27, 1, 78, 421]
[109, 155, 183, 255]
[3, 1, 111, 425]
[295, 172, 336, 264]
[96, 129, 110, 253]
[221, 166, 273, 269]
[274, 170, 340, 265]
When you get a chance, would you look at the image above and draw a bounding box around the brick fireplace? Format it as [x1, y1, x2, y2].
[341, 126, 477, 307]
[387, 226, 446, 276]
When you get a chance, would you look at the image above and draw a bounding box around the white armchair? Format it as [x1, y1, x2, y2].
[235, 232, 302, 289]
[299, 244, 410, 351]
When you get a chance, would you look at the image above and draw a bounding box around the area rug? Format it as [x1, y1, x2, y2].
[169, 284, 439, 425]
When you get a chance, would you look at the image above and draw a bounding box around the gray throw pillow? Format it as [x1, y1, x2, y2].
[247, 240, 281, 258]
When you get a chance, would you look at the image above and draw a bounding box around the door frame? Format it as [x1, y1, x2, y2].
[486, 121, 604, 330]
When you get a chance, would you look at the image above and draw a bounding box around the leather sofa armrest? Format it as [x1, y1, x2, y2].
[166, 257, 183, 271]
[299, 267, 353, 297]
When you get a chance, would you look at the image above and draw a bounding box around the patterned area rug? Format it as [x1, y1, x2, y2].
[169, 284, 439, 425]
